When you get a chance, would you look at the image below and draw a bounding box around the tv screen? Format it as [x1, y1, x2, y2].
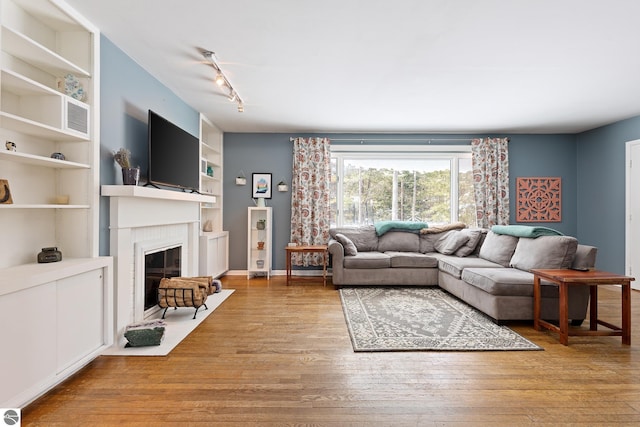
[147, 110, 200, 192]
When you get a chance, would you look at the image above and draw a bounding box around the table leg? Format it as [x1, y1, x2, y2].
[286, 251, 291, 286]
[533, 275, 541, 331]
[622, 283, 631, 345]
[589, 285, 598, 331]
[559, 283, 569, 345]
[322, 250, 327, 287]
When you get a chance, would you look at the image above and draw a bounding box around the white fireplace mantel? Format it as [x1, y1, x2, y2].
[102, 185, 210, 344]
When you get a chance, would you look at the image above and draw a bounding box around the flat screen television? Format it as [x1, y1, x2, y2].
[147, 110, 200, 192]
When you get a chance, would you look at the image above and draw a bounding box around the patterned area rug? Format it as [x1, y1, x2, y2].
[340, 287, 541, 352]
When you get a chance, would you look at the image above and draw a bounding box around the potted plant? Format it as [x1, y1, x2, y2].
[114, 148, 139, 185]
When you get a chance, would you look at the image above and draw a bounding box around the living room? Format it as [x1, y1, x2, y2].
[3, 0, 640, 424]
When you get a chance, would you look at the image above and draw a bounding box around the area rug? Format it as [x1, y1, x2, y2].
[339, 287, 541, 352]
[102, 289, 234, 356]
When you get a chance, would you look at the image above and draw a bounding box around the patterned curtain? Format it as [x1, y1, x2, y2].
[290, 137, 331, 266]
[471, 137, 510, 228]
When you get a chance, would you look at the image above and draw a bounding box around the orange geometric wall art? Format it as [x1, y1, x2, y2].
[516, 177, 561, 222]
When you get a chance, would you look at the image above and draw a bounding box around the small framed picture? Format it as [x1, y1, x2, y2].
[252, 173, 272, 199]
[0, 179, 13, 204]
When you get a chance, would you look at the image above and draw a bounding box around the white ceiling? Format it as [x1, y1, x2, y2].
[65, 0, 640, 134]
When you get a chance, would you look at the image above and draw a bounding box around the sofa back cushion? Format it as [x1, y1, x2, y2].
[329, 226, 378, 251]
[378, 231, 420, 252]
[509, 235, 578, 271]
[478, 230, 519, 267]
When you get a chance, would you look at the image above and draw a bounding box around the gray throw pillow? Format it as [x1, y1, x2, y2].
[478, 230, 519, 267]
[454, 229, 483, 257]
[335, 233, 358, 256]
[434, 230, 471, 255]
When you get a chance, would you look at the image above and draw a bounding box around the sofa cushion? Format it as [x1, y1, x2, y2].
[329, 226, 378, 251]
[438, 256, 504, 279]
[378, 231, 420, 252]
[478, 231, 519, 267]
[454, 229, 484, 257]
[461, 267, 560, 298]
[335, 233, 358, 256]
[386, 252, 439, 268]
[343, 252, 391, 269]
[509, 235, 578, 271]
[434, 230, 470, 255]
[419, 233, 442, 253]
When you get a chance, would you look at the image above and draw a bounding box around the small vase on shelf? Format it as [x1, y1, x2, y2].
[122, 167, 140, 185]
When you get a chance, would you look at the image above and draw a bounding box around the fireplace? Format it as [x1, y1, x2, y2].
[144, 245, 182, 311]
[103, 185, 206, 343]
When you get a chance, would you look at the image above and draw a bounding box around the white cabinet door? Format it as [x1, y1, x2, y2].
[57, 268, 105, 372]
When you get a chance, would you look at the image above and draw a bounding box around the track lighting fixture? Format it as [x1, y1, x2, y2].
[202, 50, 244, 113]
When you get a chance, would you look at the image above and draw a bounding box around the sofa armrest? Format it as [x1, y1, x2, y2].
[572, 244, 597, 269]
[328, 238, 345, 285]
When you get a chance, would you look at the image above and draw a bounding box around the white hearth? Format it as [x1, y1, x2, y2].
[102, 185, 215, 342]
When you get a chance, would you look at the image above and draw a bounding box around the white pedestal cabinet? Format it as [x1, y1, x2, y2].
[247, 207, 272, 278]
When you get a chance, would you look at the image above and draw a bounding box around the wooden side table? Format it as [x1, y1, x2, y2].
[285, 245, 328, 286]
[531, 269, 635, 345]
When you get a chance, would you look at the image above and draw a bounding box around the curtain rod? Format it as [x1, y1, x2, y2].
[289, 137, 474, 143]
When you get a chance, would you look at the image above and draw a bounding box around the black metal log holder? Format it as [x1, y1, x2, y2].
[157, 287, 208, 319]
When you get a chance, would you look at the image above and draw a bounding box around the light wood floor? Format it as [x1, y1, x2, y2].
[23, 276, 640, 426]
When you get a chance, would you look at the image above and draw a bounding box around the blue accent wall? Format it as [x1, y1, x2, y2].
[224, 133, 579, 271]
[98, 34, 640, 273]
[99, 35, 199, 255]
[576, 116, 640, 274]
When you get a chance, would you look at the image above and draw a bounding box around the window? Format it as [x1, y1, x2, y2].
[330, 145, 475, 227]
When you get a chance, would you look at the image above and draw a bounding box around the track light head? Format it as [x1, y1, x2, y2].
[203, 49, 244, 113]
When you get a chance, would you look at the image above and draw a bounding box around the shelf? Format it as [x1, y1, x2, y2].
[0, 150, 90, 168]
[2, 25, 90, 77]
[2, 68, 59, 97]
[102, 185, 217, 203]
[201, 141, 220, 155]
[0, 111, 89, 141]
[0, 204, 90, 209]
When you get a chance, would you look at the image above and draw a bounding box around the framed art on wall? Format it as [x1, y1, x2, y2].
[516, 177, 561, 222]
[252, 173, 272, 199]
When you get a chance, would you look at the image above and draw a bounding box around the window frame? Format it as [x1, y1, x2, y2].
[331, 145, 472, 227]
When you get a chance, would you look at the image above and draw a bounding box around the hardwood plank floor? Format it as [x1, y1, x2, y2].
[23, 276, 640, 426]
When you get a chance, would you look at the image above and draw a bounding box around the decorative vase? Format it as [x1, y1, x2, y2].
[122, 167, 140, 185]
[257, 241, 265, 250]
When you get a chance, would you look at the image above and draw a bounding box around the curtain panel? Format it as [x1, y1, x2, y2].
[290, 137, 331, 266]
[471, 137, 510, 228]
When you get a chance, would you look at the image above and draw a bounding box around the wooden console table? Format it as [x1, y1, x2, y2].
[531, 269, 635, 345]
[285, 245, 328, 286]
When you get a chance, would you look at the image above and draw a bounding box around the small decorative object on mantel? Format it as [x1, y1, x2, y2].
[0, 179, 12, 204]
[5, 141, 16, 151]
[114, 148, 140, 185]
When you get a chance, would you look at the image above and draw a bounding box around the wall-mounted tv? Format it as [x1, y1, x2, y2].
[147, 110, 200, 192]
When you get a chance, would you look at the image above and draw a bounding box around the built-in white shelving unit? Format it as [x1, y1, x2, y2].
[0, 0, 112, 408]
[247, 207, 272, 279]
[198, 113, 228, 277]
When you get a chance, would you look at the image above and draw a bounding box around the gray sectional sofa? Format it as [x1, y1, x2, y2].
[328, 224, 597, 324]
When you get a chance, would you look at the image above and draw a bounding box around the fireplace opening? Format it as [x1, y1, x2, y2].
[145, 246, 182, 310]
